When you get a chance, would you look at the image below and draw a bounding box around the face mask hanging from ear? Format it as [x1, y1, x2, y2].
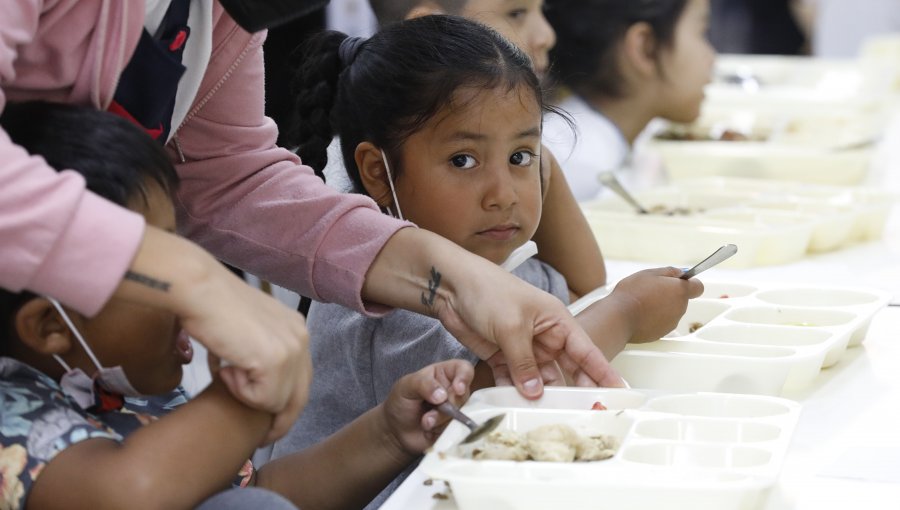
[46, 298, 142, 410]
[381, 150, 405, 221]
[219, 0, 330, 32]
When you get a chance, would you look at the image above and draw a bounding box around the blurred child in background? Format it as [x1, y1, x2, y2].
[543, 0, 716, 201]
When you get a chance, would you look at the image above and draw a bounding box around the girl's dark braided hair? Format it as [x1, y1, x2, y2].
[288, 14, 550, 193]
[285, 31, 346, 180]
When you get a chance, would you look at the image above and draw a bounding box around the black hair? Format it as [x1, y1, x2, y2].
[546, 0, 689, 99]
[288, 14, 549, 193]
[0, 101, 180, 345]
[368, 0, 467, 27]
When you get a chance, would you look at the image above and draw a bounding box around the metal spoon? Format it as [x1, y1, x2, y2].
[680, 244, 738, 279]
[437, 401, 505, 444]
[597, 172, 649, 214]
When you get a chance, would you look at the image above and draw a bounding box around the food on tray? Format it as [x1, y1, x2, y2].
[646, 204, 704, 216]
[719, 294, 730, 299]
[591, 401, 608, 411]
[470, 430, 529, 461]
[688, 321, 704, 333]
[654, 127, 764, 142]
[467, 424, 618, 462]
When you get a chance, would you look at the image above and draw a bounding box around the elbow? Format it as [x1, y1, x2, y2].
[107, 471, 214, 510]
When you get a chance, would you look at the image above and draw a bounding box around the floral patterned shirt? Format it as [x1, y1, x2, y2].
[0, 357, 251, 509]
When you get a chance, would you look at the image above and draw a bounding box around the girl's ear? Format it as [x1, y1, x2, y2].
[621, 21, 659, 80]
[14, 298, 74, 356]
[406, 2, 445, 20]
[354, 141, 394, 208]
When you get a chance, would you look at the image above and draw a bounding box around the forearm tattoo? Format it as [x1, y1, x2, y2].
[125, 271, 171, 292]
[420, 266, 442, 309]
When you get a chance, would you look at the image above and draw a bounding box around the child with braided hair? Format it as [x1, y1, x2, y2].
[264, 15, 702, 508]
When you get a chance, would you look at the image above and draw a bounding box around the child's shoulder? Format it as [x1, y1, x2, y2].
[512, 258, 570, 304]
[0, 358, 121, 509]
[0, 357, 121, 447]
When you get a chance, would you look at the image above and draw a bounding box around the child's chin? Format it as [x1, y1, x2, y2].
[150, 371, 185, 395]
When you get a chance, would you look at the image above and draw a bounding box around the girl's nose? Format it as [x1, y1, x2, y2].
[533, 12, 557, 53]
[482, 165, 519, 211]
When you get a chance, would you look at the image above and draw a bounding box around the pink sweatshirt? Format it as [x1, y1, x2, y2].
[0, 1, 406, 316]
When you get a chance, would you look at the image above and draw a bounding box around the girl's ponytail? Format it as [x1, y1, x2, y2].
[288, 31, 352, 180]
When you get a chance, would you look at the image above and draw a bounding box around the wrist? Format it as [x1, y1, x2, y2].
[196, 378, 274, 441]
[363, 228, 463, 317]
[372, 404, 419, 466]
[117, 227, 221, 315]
[607, 289, 642, 340]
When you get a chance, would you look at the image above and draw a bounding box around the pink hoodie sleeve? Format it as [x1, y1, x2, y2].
[0, 0, 145, 316]
[171, 27, 410, 314]
[0, 130, 145, 316]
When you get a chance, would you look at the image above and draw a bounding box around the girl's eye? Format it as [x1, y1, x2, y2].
[510, 151, 534, 166]
[507, 8, 527, 21]
[450, 154, 477, 169]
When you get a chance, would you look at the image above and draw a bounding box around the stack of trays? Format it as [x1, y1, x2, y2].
[421, 387, 801, 510]
[644, 105, 886, 185]
[582, 177, 896, 267]
[706, 54, 877, 111]
[611, 281, 891, 396]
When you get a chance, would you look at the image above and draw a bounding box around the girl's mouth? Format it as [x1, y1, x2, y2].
[479, 226, 520, 241]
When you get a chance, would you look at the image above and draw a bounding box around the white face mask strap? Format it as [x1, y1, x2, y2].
[380, 150, 404, 221]
[46, 297, 104, 373]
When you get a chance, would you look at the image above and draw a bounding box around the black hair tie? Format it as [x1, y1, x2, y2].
[338, 36, 366, 68]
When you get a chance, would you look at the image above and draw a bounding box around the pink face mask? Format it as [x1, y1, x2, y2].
[46, 298, 141, 409]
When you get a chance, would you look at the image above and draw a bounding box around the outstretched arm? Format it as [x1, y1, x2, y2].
[575, 267, 704, 359]
[362, 228, 625, 396]
[532, 146, 606, 299]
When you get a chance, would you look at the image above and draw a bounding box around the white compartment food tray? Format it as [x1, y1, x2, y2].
[706, 54, 882, 111]
[422, 387, 801, 510]
[644, 101, 887, 185]
[582, 177, 896, 267]
[610, 281, 891, 396]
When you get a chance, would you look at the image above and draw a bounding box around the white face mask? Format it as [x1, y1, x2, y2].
[46, 298, 141, 409]
[381, 150, 404, 221]
[500, 240, 539, 272]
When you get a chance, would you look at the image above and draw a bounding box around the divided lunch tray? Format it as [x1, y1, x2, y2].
[421, 387, 801, 510]
[645, 106, 886, 185]
[611, 280, 891, 397]
[705, 54, 881, 111]
[582, 177, 897, 267]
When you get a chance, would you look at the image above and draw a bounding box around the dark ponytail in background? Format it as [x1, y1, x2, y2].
[287, 15, 547, 192]
[546, 0, 689, 99]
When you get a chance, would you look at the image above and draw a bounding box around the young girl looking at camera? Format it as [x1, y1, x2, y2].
[311, 0, 607, 298]
[0, 101, 475, 510]
[265, 15, 702, 508]
[543, 0, 716, 201]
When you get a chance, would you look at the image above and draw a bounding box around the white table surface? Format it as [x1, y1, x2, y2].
[380, 102, 900, 510]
